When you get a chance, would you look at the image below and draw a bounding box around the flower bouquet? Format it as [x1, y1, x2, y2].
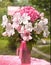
[1, 6, 50, 64]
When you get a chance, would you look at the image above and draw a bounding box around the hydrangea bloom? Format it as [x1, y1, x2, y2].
[20, 6, 40, 22]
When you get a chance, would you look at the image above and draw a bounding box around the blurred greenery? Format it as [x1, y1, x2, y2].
[0, 0, 50, 62]
[32, 45, 50, 62]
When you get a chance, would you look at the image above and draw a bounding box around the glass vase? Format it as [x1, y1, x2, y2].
[17, 40, 31, 64]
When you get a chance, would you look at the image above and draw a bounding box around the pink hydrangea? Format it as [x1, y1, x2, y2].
[20, 6, 40, 22]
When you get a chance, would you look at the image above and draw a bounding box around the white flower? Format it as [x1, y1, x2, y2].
[2, 32, 7, 37]
[34, 24, 42, 34]
[38, 22, 48, 31]
[43, 18, 48, 25]
[25, 22, 33, 32]
[2, 23, 15, 37]
[40, 12, 44, 17]
[12, 21, 19, 28]
[22, 13, 30, 24]
[16, 25, 25, 33]
[34, 18, 49, 34]
[43, 31, 50, 38]
[1, 15, 8, 28]
[12, 13, 22, 24]
[42, 26, 48, 31]
[40, 12, 44, 20]
[19, 26, 25, 33]
[39, 18, 48, 25]
[12, 13, 22, 29]
[38, 18, 48, 31]
[12, 13, 30, 25]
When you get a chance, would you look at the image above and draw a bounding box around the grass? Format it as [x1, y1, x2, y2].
[0, 39, 8, 48]
[0, 39, 16, 55]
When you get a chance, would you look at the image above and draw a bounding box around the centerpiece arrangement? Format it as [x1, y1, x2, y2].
[1, 6, 50, 64]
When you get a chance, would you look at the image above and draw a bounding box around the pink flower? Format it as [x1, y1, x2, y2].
[21, 30, 32, 41]
[20, 6, 40, 22]
[15, 25, 22, 33]
[15, 25, 25, 34]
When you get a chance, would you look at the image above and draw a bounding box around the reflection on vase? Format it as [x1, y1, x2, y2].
[16, 40, 31, 64]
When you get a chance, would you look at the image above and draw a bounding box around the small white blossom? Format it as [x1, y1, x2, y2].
[34, 18, 49, 35]
[43, 31, 50, 38]
[25, 22, 33, 32]
[12, 13, 30, 25]
[18, 26, 25, 33]
[12, 13, 22, 24]
[39, 18, 48, 25]
[42, 26, 48, 31]
[40, 12, 44, 17]
[40, 12, 44, 20]
[34, 24, 42, 34]
[22, 13, 30, 24]
[2, 32, 7, 37]
[2, 23, 15, 37]
[12, 21, 19, 28]
[1, 15, 8, 28]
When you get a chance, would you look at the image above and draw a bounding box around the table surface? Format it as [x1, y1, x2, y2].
[0, 55, 50, 65]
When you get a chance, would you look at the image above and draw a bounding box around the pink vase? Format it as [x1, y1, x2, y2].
[17, 40, 31, 64]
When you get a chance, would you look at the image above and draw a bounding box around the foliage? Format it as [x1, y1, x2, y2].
[0, 0, 12, 7]
[8, 30, 20, 51]
[29, 0, 50, 11]
[9, 0, 29, 6]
